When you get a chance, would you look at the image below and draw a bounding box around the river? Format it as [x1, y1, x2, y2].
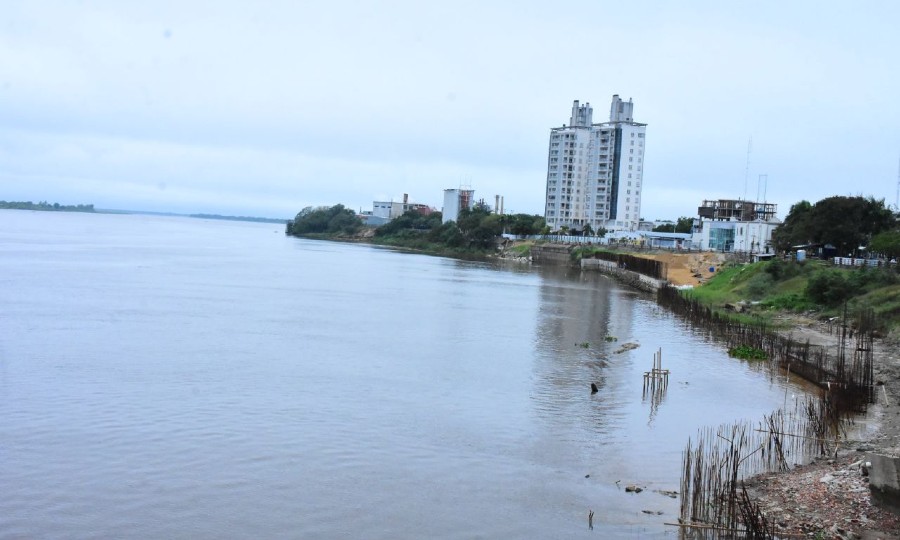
[0, 210, 810, 538]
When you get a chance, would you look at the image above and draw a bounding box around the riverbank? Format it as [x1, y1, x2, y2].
[525, 243, 900, 535]
[742, 319, 900, 538]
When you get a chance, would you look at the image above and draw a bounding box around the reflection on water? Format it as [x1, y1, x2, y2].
[0, 211, 815, 538]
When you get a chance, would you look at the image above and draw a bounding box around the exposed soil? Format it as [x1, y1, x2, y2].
[745, 454, 900, 539]
[644, 251, 730, 287]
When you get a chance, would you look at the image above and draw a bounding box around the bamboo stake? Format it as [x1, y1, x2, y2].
[752, 428, 844, 444]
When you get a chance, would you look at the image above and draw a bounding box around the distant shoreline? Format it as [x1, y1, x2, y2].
[0, 203, 288, 224]
[0, 201, 95, 213]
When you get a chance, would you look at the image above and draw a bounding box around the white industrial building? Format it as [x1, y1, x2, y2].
[544, 95, 647, 234]
[371, 194, 433, 220]
[442, 188, 475, 224]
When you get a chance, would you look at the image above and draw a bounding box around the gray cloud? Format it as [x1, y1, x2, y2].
[1, 1, 898, 219]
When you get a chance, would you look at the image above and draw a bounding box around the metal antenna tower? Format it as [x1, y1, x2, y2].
[756, 173, 768, 204]
[743, 137, 752, 201]
[896, 154, 899, 210]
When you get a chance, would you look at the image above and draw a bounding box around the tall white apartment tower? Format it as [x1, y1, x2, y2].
[544, 95, 647, 233]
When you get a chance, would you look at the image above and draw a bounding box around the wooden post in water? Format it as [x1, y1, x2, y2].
[643, 348, 669, 392]
[643, 348, 670, 420]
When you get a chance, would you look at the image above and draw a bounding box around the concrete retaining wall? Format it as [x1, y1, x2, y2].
[581, 258, 665, 292]
[530, 245, 666, 293]
[531, 244, 573, 265]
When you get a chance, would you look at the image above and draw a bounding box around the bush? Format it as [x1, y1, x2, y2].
[764, 293, 814, 312]
[427, 222, 465, 247]
[806, 270, 853, 306]
[375, 209, 442, 237]
[745, 272, 774, 300]
[848, 266, 899, 290]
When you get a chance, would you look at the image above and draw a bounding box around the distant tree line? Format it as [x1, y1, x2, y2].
[285, 203, 548, 254]
[374, 208, 550, 250]
[191, 213, 286, 224]
[1, 200, 95, 212]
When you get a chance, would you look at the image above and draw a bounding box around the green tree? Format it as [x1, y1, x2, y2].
[375, 209, 442, 237]
[505, 213, 546, 236]
[427, 222, 465, 247]
[772, 196, 893, 255]
[808, 196, 893, 255]
[870, 230, 900, 259]
[286, 204, 361, 235]
[674, 216, 693, 233]
[456, 207, 502, 249]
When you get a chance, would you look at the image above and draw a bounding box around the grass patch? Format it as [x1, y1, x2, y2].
[849, 284, 900, 331]
[570, 246, 611, 262]
[508, 242, 533, 256]
[688, 264, 758, 305]
[683, 258, 900, 331]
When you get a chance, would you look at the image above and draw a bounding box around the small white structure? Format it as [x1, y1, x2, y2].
[442, 188, 475, 224]
[372, 201, 393, 219]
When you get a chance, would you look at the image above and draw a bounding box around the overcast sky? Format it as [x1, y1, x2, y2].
[2, 1, 899, 220]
